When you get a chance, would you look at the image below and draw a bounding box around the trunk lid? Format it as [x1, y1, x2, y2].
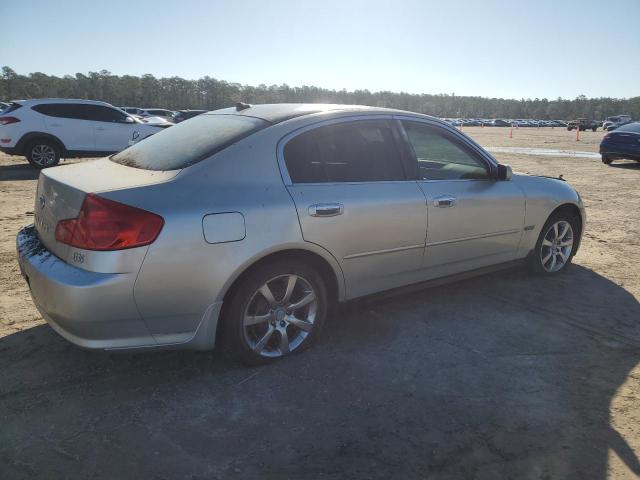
[34, 159, 179, 263]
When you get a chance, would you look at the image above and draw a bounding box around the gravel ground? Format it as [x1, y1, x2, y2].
[0, 127, 639, 479]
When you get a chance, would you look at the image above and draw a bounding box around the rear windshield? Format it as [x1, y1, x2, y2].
[111, 114, 268, 170]
[1, 102, 23, 115]
[616, 122, 640, 133]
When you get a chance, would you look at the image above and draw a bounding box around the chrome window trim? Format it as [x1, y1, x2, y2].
[276, 114, 409, 186]
[392, 115, 500, 179]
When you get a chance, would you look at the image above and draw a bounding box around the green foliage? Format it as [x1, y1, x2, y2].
[1, 67, 638, 120]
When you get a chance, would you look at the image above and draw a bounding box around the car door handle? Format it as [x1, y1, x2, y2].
[309, 203, 344, 217]
[433, 196, 456, 208]
[95, 127, 106, 131]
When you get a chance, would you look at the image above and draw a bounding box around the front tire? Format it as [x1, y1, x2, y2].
[529, 212, 579, 275]
[25, 139, 61, 169]
[222, 259, 327, 365]
[602, 155, 613, 165]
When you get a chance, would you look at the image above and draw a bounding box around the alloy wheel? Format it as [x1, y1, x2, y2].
[540, 220, 574, 273]
[31, 144, 56, 167]
[242, 274, 318, 358]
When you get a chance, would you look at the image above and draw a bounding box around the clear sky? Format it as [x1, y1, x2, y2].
[1, 0, 638, 99]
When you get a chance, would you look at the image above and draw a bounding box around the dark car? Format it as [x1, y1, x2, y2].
[567, 118, 599, 132]
[491, 119, 511, 127]
[599, 122, 640, 165]
[173, 110, 208, 123]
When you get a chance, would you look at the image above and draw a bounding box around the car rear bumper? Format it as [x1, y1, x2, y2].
[16, 225, 157, 350]
[599, 143, 640, 160]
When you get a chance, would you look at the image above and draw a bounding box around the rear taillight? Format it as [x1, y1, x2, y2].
[55, 193, 164, 251]
[0, 116, 20, 125]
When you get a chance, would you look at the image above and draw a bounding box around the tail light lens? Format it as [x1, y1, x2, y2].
[55, 193, 164, 251]
[0, 116, 20, 125]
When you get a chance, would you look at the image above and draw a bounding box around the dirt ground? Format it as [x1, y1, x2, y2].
[1, 127, 639, 479]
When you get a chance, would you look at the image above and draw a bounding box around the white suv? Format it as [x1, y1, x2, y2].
[0, 99, 167, 168]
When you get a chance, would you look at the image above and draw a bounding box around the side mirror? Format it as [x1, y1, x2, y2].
[497, 164, 512, 181]
[124, 116, 135, 124]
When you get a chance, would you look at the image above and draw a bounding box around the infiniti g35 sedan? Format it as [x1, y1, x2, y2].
[17, 103, 585, 365]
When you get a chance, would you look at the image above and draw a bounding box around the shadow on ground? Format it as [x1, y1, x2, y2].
[609, 160, 640, 170]
[0, 162, 39, 181]
[0, 265, 638, 479]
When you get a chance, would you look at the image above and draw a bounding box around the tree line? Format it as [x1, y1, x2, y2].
[1, 66, 638, 120]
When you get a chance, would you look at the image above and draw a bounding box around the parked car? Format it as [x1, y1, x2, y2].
[0, 99, 166, 168]
[121, 107, 143, 116]
[139, 108, 176, 122]
[139, 116, 175, 127]
[491, 119, 511, 127]
[602, 115, 632, 131]
[599, 122, 640, 165]
[173, 109, 208, 123]
[567, 118, 599, 131]
[16, 103, 585, 365]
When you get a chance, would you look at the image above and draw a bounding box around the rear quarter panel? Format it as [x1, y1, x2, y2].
[104, 129, 343, 342]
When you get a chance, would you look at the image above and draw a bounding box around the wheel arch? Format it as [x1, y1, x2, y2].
[16, 131, 67, 156]
[548, 202, 584, 254]
[220, 246, 345, 308]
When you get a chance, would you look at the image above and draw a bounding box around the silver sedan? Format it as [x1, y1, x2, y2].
[17, 104, 585, 365]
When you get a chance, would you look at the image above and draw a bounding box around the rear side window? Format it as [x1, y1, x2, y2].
[110, 114, 268, 170]
[284, 120, 405, 183]
[32, 103, 85, 119]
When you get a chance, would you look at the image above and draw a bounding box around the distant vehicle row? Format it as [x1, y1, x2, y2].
[442, 118, 569, 128]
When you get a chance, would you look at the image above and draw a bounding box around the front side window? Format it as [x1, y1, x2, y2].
[402, 122, 489, 180]
[83, 105, 129, 123]
[284, 120, 405, 183]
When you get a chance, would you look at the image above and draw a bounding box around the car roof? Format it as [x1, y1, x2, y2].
[12, 98, 115, 107]
[207, 103, 430, 124]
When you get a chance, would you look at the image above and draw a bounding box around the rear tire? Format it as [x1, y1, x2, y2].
[592, 127, 597, 132]
[221, 259, 328, 366]
[25, 139, 61, 169]
[602, 155, 613, 165]
[529, 212, 579, 275]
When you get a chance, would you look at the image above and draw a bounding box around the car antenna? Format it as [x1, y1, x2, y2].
[236, 102, 251, 111]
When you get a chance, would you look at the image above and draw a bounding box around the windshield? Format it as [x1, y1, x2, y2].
[111, 114, 268, 170]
